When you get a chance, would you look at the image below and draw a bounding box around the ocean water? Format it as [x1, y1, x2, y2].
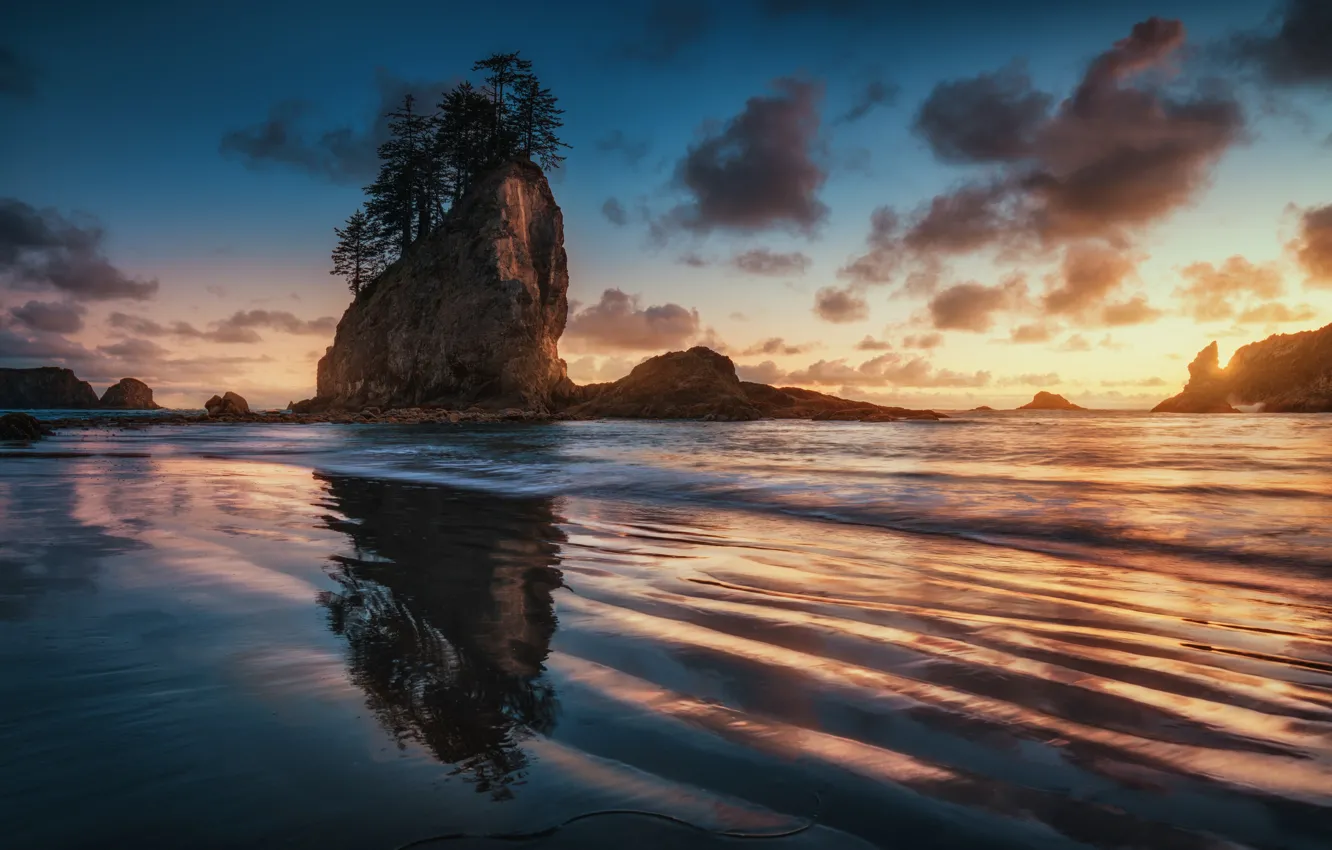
[0, 413, 1329, 849]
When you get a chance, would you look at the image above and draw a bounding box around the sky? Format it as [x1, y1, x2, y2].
[2, 0, 1331, 410]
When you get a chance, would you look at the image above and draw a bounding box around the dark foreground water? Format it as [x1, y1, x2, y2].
[1, 413, 1329, 849]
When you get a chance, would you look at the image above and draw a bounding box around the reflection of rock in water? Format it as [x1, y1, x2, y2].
[316, 474, 564, 798]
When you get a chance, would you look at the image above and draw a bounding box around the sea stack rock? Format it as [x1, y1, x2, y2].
[204, 392, 250, 416]
[99, 378, 161, 410]
[1154, 325, 1332, 413]
[315, 160, 570, 412]
[1018, 391, 1085, 411]
[1152, 342, 1238, 413]
[0, 367, 99, 408]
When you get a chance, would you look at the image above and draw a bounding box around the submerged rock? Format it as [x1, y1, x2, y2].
[1018, 391, 1085, 411]
[1155, 326, 1332, 413]
[0, 411, 44, 440]
[315, 159, 570, 413]
[205, 392, 250, 417]
[566, 347, 944, 421]
[99, 378, 161, 410]
[0, 367, 99, 409]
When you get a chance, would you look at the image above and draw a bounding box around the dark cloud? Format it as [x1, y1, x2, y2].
[1175, 256, 1284, 320]
[1229, 0, 1332, 88]
[596, 130, 651, 165]
[0, 46, 37, 100]
[929, 276, 1027, 332]
[663, 78, 828, 236]
[854, 335, 892, 351]
[843, 18, 1243, 285]
[1044, 245, 1158, 325]
[97, 338, 168, 361]
[0, 198, 159, 301]
[835, 78, 899, 125]
[914, 64, 1052, 164]
[731, 248, 811, 276]
[1235, 302, 1317, 324]
[107, 309, 334, 344]
[0, 328, 96, 364]
[602, 198, 629, 227]
[1291, 204, 1332, 287]
[813, 286, 868, 323]
[220, 70, 456, 184]
[739, 337, 814, 356]
[565, 288, 701, 352]
[9, 300, 85, 333]
[837, 206, 901, 285]
[902, 332, 943, 350]
[614, 0, 710, 63]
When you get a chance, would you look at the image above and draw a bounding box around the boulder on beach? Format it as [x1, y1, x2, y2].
[205, 392, 250, 417]
[0, 411, 45, 440]
[99, 378, 161, 410]
[1018, 391, 1085, 411]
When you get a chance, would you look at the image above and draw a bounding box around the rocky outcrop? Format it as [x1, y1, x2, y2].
[313, 159, 570, 413]
[99, 378, 161, 410]
[0, 412, 45, 440]
[565, 347, 944, 421]
[1152, 343, 1239, 413]
[0, 367, 99, 409]
[205, 392, 250, 417]
[1154, 325, 1332, 412]
[1018, 391, 1085, 411]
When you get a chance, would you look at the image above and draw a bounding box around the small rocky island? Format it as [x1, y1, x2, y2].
[0, 368, 161, 410]
[1154, 325, 1332, 413]
[1018, 391, 1085, 411]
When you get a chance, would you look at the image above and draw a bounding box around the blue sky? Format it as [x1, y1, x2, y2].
[3, 0, 1330, 408]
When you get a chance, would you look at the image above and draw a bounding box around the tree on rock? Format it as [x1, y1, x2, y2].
[512, 73, 568, 170]
[364, 93, 433, 258]
[331, 208, 384, 296]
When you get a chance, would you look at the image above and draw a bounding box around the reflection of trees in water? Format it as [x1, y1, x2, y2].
[316, 474, 565, 798]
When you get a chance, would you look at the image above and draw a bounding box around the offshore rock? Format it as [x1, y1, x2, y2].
[1155, 325, 1332, 413]
[0, 367, 99, 409]
[315, 160, 570, 412]
[1018, 391, 1085, 411]
[0, 412, 45, 440]
[565, 347, 945, 421]
[205, 392, 250, 417]
[99, 378, 161, 410]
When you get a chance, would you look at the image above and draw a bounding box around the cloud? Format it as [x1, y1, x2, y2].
[661, 78, 828, 236]
[0, 198, 159, 301]
[731, 248, 811, 276]
[1228, 0, 1332, 88]
[736, 360, 787, 384]
[785, 353, 990, 388]
[914, 63, 1052, 164]
[835, 77, 899, 125]
[1235, 301, 1318, 323]
[97, 338, 168, 360]
[1009, 321, 1057, 343]
[566, 355, 639, 384]
[1101, 295, 1162, 326]
[1044, 245, 1158, 325]
[836, 206, 902, 285]
[220, 70, 456, 184]
[602, 198, 629, 226]
[739, 337, 814, 356]
[565, 288, 702, 352]
[9, 299, 85, 333]
[1291, 203, 1332, 287]
[854, 335, 892, 351]
[614, 0, 710, 63]
[107, 309, 335, 344]
[902, 332, 943, 350]
[1175, 256, 1284, 320]
[998, 373, 1061, 387]
[0, 45, 37, 99]
[813, 286, 869, 323]
[596, 130, 651, 165]
[0, 328, 97, 364]
[842, 18, 1243, 280]
[1057, 334, 1092, 351]
[1101, 377, 1169, 388]
[929, 276, 1027, 332]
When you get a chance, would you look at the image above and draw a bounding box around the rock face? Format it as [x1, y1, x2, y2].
[0, 367, 99, 408]
[566, 347, 944, 421]
[1018, 391, 1085, 411]
[1154, 325, 1332, 413]
[205, 392, 250, 416]
[315, 160, 570, 413]
[99, 378, 161, 410]
[1152, 342, 1239, 413]
[0, 412, 45, 440]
